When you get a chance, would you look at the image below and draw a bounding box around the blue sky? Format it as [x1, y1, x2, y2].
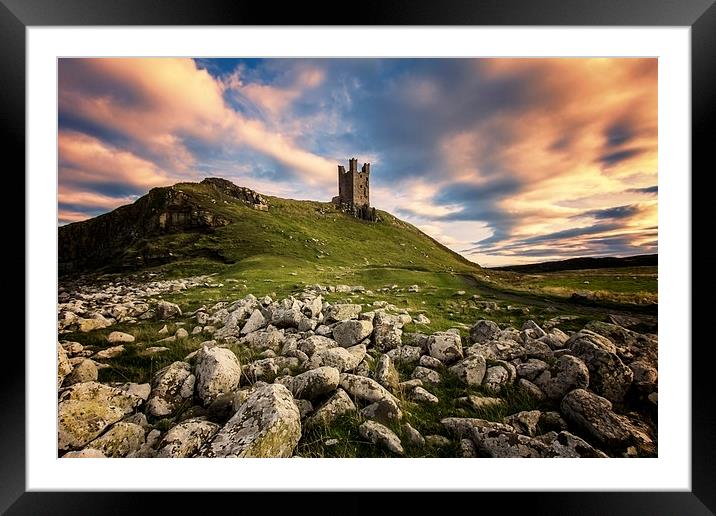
[58, 58, 658, 266]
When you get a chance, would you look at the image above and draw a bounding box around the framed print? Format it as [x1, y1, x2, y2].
[3, 0, 713, 513]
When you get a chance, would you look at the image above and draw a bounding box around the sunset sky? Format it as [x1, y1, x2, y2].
[58, 58, 657, 267]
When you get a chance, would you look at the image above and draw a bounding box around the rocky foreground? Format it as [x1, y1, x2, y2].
[57, 276, 657, 458]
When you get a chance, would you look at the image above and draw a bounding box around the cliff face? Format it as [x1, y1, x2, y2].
[58, 179, 267, 274]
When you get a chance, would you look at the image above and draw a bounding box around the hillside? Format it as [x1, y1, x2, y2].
[491, 254, 657, 273]
[59, 177, 480, 279]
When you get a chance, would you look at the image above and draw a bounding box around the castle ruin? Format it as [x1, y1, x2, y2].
[332, 158, 377, 221]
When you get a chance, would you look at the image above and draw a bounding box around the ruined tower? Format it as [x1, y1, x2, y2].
[332, 158, 376, 221]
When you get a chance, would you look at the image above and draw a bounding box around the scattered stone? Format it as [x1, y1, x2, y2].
[457, 395, 505, 411]
[372, 312, 403, 351]
[146, 361, 195, 417]
[504, 410, 541, 437]
[402, 422, 425, 447]
[339, 373, 399, 406]
[93, 345, 125, 360]
[87, 421, 145, 458]
[156, 301, 182, 320]
[470, 320, 500, 344]
[569, 330, 633, 403]
[286, 367, 340, 400]
[107, 331, 135, 343]
[449, 354, 486, 386]
[157, 418, 220, 458]
[333, 320, 373, 347]
[483, 365, 509, 393]
[409, 386, 439, 404]
[561, 388, 637, 448]
[358, 420, 404, 455]
[305, 388, 356, 429]
[427, 332, 463, 364]
[62, 449, 106, 458]
[419, 355, 443, 369]
[58, 344, 72, 388]
[534, 355, 590, 400]
[63, 359, 98, 386]
[360, 398, 402, 424]
[411, 366, 441, 385]
[324, 303, 362, 322]
[194, 346, 242, 406]
[374, 354, 400, 391]
[386, 345, 422, 365]
[175, 327, 189, 339]
[200, 383, 301, 458]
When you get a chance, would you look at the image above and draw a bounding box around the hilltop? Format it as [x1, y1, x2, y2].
[491, 254, 657, 274]
[59, 177, 480, 278]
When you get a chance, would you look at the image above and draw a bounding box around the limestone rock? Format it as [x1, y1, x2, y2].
[87, 421, 145, 458]
[107, 331, 135, 343]
[358, 420, 404, 455]
[469, 320, 500, 344]
[386, 346, 422, 366]
[449, 354, 486, 386]
[199, 383, 301, 458]
[305, 388, 356, 429]
[146, 361, 195, 417]
[156, 300, 182, 320]
[324, 303, 362, 323]
[195, 346, 242, 406]
[333, 320, 373, 347]
[63, 359, 98, 386]
[307, 345, 364, 372]
[515, 359, 549, 381]
[372, 312, 403, 351]
[569, 330, 633, 403]
[62, 449, 106, 458]
[561, 388, 637, 448]
[534, 355, 590, 400]
[402, 422, 425, 447]
[409, 386, 439, 404]
[427, 332, 463, 364]
[339, 373, 399, 406]
[504, 410, 541, 437]
[287, 366, 340, 400]
[58, 382, 143, 450]
[483, 365, 509, 393]
[299, 335, 337, 355]
[157, 418, 221, 458]
[93, 345, 125, 360]
[241, 309, 267, 335]
[411, 366, 441, 385]
[58, 344, 72, 388]
[243, 358, 280, 383]
[374, 354, 400, 391]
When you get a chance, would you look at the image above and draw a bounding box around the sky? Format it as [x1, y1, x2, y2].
[58, 58, 657, 267]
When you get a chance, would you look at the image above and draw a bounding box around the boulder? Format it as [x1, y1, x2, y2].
[358, 420, 404, 455]
[569, 330, 633, 403]
[324, 303, 362, 323]
[63, 359, 98, 386]
[305, 388, 357, 429]
[409, 386, 439, 404]
[339, 373, 399, 406]
[107, 331, 135, 343]
[146, 361, 196, 417]
[242, 358, 280, 383]
[504, 410, 541, 437]
[469, 320, 500, 344]
[86, 421, 145, 458]
[299, 335, 337, 355]
[374, 354, 400, 391]
[411, 366, 441, 385]
[515, 359, 549, 381]
[307, 345, 364, 372]
[240, 309, 267, 335]
[360, 398, 403, 424]
[427, 332, 463, 364]
[157, 418, 221, 458]
[372, 312, 403, 351]
[57, 344, 72, 388]
[156, 301, 182, 320]
[333, 320, 373, 347]
[561, 388, 637, 448]
[199, 383, 301, 457]
[386, 346, 422, 366]
[58, 382, 143, 450]
[483, 365, 509, 393]
[286, 366, 340, 400]
[449, 354, 486, 386]
[534, 355, 590, 400]
[195, 346, 242, 406]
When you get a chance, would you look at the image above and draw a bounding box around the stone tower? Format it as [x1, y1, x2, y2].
[332, 158, 376, 221]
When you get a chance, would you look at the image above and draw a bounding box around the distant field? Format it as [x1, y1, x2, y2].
[484, 266, 657, 305]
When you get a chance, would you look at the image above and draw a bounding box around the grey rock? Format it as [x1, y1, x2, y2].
[427, 332, 463, 364]
[409, 386, 439, 404]
[305, 388, 356, 429]
[358, 420, 404, 455]
[86, 421, 145, 458]
[449, 354, 487, 386]
[156, 300, 182, 320]
[288, 366, 340, 400]
[107, 331, 135, 343]
[569, 330, 633, 403]
[374, 354, 400, 391]
[386, 345, 422, 366]
[504, 410, 541, 437]
[324, 303, 362, 323]
[372, 312, 403, 351]
[402, 422, 425, 447]
[333, 320, 373, 347]
[483, 365, 509, 393]
[146, 361, 195, 417]
[157, 418, 221, 458]
[195, 346, 242, 406]
[534, 355, 590, 400]
[469, 320, 500, 344]
[560, 388, 637, 448]
[200, 383, 301, 457]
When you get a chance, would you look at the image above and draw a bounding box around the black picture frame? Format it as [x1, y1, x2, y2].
[3, 0, 712, 513]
